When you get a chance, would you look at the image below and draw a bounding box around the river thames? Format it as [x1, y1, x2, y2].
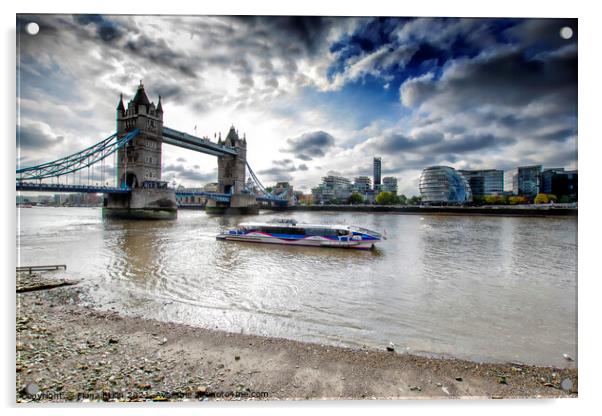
[17, 207, 577, 368]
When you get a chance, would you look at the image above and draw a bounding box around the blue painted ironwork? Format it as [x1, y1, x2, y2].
[256, 195, 288, 205]
[246, 162, 287, 204]
[175, 190, 231, 203]
[177, 203, 206, 208]
[16, 129, 140, 181]
[163, 127, 238, 156]
[15, 123, 288, 206]
[16, 182, 131, 194]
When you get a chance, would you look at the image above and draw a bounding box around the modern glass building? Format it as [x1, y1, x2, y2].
[311, 175, 352, 203]
[540, 168, 565, 194]
[382, 177, 398, 194]
[551, 170, 578, 201]
[353, 176, 372, 193]
[511, 165, 543, 197]
[373, 157, 382, 189]
[458, 169, 504, 196]
[419, 166, 472, 204]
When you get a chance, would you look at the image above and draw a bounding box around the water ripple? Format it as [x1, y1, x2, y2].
[17, 207, 577, 367]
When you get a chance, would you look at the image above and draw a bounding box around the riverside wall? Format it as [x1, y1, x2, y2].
[273, 204, 577, 217]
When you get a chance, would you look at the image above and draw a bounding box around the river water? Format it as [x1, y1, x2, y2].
[17, 207, 577, 367]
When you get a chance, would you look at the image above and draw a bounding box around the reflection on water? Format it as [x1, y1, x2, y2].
[17, 207, 577, 367]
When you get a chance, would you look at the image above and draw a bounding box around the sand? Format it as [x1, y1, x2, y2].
[16, 277, 577, 402]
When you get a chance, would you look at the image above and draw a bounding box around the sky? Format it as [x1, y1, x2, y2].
[16, 15, 577, 196]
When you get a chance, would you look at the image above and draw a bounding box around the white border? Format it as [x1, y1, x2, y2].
[2, 1, 600, 415]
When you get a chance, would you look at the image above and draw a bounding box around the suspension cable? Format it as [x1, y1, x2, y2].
[16, 129, 139, 181]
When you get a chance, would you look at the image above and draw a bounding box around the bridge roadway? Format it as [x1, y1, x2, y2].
[174, 189, 232, 203]
[177, 190, 287, 205]
[16, 182, 232, 201]
[16, 182, 132, 194]
[16, 182, 286, 205]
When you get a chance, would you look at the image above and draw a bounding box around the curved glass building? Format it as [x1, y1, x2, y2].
[419, 166, 472, 204]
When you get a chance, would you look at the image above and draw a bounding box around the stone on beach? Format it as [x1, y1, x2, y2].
[15, 281, 578, 402]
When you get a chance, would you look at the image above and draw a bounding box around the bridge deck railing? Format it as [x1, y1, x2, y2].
[16, 182, 132, 194]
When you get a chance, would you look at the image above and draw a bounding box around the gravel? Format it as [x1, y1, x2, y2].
[16, 281, 578, 402]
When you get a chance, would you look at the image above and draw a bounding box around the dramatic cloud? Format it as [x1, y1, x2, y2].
[400, 45, 577, 112]
[257, 159, 311, 182]
[162, 164, 217, 183]
[17, 122, 64, 151]
[504, 18, 578, 50]
[281, 131, 336, 160]
[16, 15, 577, 195]
[74, 14, 124, 43]
[255, 168, 294, 182]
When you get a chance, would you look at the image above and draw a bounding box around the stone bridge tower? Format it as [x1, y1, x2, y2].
[104, 82, 176, 219]
[116, 81, 163, 188]
[207, 125, 257, 214]
[217, 126, 247, 194]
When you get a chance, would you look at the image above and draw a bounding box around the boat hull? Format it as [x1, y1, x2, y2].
[216, 233, 377, 250]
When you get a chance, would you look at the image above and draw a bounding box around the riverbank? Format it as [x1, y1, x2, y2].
[276, 204, 577, 217]
[16, 279, 577, 402]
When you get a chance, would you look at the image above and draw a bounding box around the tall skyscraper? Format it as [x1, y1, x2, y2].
[373, 157, 382, 190]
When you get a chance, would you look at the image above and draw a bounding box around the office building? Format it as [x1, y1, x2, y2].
[419, 166, 472, 204]
[458, 169, 504, 197]
[373, 157, 382, 189]
[382, 177, 398, 195]
[551, 170, 578, 201]
[540, 168, 565, 194]
[353, 176, 372, 193]
[312, 175, 352, 203]
[512, 165, 543, 198]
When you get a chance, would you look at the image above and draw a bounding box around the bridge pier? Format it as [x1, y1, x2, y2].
[205, 193, 258, 215]
[103, 188, 177, 220]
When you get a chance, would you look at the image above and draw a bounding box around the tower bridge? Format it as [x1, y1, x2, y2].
[16, 82, 288, 219]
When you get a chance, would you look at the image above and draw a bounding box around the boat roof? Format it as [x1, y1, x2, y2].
[240, 221, 345, 229]
[238, 221, 378, 233]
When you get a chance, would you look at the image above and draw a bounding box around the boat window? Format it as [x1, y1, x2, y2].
[306, 228, 337, 237]
[257, 226, 304, 235]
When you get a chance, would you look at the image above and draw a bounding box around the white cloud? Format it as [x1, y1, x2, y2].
[17, 16, 577, 195]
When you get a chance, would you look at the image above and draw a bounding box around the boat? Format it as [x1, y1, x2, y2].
[216, 218, 385, 250]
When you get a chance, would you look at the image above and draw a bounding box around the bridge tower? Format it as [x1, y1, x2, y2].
[206, 126, 258, 214]
[103, 82, 177, 219]
[217, 126, 246, 194]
